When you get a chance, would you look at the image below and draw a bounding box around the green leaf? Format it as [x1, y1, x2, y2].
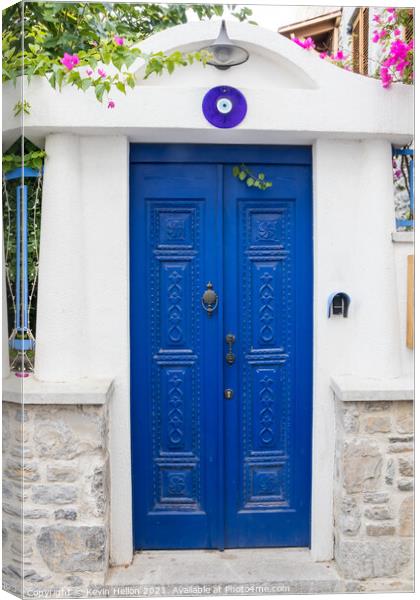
[116, 81, 126, 94]
[238, 171, 247, 181]
[258, 173, 265, 180]
[232, 166, 240, 177]
[95, 83, 106, 102]
[246, 177, 254, 187]
[81, 78, 91, 91]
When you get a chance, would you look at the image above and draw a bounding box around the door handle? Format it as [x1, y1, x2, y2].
[225, 333, 236, 365]
[224, 388, 234, 400]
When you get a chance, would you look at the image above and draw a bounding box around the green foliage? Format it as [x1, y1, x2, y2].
[2, 3, 253, 111]
[2, 149, 46, 173]
[232, 165, 273, 190]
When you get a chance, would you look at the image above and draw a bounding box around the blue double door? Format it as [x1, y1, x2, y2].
[130, 145, 312, 550]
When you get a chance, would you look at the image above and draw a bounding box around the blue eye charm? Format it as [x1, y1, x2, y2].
[202, 86, 247, 128]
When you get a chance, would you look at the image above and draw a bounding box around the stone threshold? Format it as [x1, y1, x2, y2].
[2, 375, 113, 404]
[331, 375, 414, 402]
[107, 548, 343, 595]
[106, 549, 413, 595]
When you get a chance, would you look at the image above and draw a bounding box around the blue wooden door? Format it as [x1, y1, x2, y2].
[131, 146, 312, 550]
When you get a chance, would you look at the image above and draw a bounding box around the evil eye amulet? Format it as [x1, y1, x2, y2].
[202, 86, 247, 128]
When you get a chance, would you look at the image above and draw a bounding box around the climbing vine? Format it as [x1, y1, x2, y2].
[232, 165, 273, 190]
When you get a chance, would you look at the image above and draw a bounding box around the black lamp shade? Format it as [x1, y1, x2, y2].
[201, 20, 249, 70]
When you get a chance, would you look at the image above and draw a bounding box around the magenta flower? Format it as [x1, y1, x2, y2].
[319, 52, 328, 59]
[292, 36, 315, 50]
[60, 52, 80, 71]
[114, 35, 125, 46]
[394, 169, 402, 178]
[394, 28, 401, 36]
[98, 68, 106, 78]
[380, 66, 392, 88]
[373, 14, 381, 23]
[108, 100, 116, 109]
[86, 68, 93, 76]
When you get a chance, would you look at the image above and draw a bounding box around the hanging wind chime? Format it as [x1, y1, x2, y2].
[4, 166, 41, 377]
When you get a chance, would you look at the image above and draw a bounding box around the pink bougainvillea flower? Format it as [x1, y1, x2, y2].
[335, 50, 345, 61]
[373, 14, 381, 23]
[292, 35, 315, 50]
[60, 52, 80, 70]
[319, 52, 328, 59]
[394, 169, 402, 178]
[107, 99, 116, 109]
[372, 31, 380, 43]
[86, 68, 93, 76]
[380, 66, 392, 88]
[394, 28, 401, 36]
[386, 7, 396, 13]
[114, 35, 125, 46]
[98, 68, 106, 78]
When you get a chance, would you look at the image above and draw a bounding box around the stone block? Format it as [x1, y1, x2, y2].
[366, 525, 396, 536]
[335, 538, 411, 579]
[339, 496, 361, 536]
[364, 401, 391, 412]
[364, 506, 393, 520]
[342, 407, 359, 433]
[364, 416, 391, 433]
[397, 478, 413, 492]
[385, 459, 395, 485]
[398, 458, 413, 477]
[342, 439, 382, 493]
[33, 421, 77, 459]
[399, 496, 413, 537]
[47, 465, 78, 483]
[394, 402, 413, 434]
[54, 509, 77, 521]
[36, 526, 106, 572]
[4, 460, 39, 482]
[90, 465, 107, 517]
[363, 492, 389, 504]
[388, 442, 413, 454]
[32, 485, 77, 505]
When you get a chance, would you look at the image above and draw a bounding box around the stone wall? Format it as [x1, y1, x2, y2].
[334, 398, 414, 582]
[2, 401, 110, 596]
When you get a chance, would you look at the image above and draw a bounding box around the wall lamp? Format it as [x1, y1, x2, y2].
[200, 20, 250, 70]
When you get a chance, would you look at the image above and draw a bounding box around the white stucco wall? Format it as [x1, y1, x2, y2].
[3, 20, 413, 566]
[35, 134, 132, 564]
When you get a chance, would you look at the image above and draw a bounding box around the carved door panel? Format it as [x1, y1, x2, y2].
[131, 151, 312, 550]
[223, 164, 312, 547]
[131, 164, 223, 549]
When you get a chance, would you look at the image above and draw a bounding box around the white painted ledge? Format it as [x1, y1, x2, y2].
[2, 376, 113, 404]
[331, 375, 414, 402]
[392, 231, 414, 243]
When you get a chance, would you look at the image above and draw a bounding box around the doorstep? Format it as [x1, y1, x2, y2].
[107, 548, 345, 595]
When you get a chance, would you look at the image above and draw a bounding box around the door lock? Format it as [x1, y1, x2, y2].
[225, 333, 236, 365]
[224, 388, 234, 400]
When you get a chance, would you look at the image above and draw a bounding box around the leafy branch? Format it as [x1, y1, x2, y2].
[232, 164, 273, 190]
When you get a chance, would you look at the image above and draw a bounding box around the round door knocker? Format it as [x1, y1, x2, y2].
[201, 281, 219, 316]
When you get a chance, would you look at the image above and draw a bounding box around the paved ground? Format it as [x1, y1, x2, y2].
[107, 548, 345, 595]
